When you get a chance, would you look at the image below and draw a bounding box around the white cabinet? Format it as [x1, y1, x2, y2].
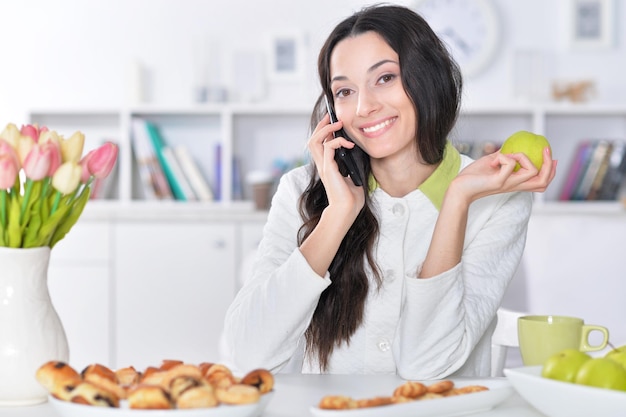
[514, 208, 626, 346]
[47, 221, 112, 371]
[113, 220, 237, 370]
[236, 221, 266, 289]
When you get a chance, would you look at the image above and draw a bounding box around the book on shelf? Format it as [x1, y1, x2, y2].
[586, 141, 614, 200]
[232, 156, 243, 200]
[559, 139, 626, 201]
[571, 140, 611, 201]
[144, 121, 195, 201]
[161, 146, 197, 201]
[214, 143, 222, 201]
[173, 145, 214, 202]
[559, 141, 592, 201]
[596, 141, 626, 201]
[131, 118, 173, 200]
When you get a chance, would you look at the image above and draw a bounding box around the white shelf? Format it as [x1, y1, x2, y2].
[28, 102, 626, 214]
[533, 200, 626, 215]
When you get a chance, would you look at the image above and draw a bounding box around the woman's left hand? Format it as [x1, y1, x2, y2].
[452, 147, 557, 203]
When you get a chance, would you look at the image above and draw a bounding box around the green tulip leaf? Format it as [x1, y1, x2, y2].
[20, 180, 42, 227]
[34, 195, 73, 247]
[7, 196, 23, 248]
[50, 188, 91, 249]
[23, 212, 43, 248]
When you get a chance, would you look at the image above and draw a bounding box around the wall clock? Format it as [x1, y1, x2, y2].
[413, 0, 500, 78]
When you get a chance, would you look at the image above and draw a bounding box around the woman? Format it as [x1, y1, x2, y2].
[222, 4, 556, 379]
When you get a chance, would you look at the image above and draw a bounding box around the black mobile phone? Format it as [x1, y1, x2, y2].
[324, 96, 363, 186]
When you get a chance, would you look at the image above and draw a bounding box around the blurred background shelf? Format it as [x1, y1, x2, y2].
[29, 102, 626, 210]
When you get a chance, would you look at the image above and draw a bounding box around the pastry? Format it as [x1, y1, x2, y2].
[215, 384, 261, 405]
[356, 396, 394, 408]
[127, 384, 172, 409]
[176, 385, 219, 409]
[393, 381, 427, 399]
[115, 366, 140, 389]
[318, 395, 357, 410]
[169, 375, 206, 402]
[241, 368, 274, 394]
[140, 366, 161, 382]
[35, 361, 82, 401]
[81, 363, 127, 399]
[416, 392, 445, 400]
[69, 381, 120, 407]
[444, 385, 489, 396]
[198, 362, 214, 376]
[426, 380, 454, 394]
[160, 359, 183, 371]
[204, 364, 236, 388]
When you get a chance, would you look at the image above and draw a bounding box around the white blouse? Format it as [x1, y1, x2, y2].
[222, 146, 533, 379]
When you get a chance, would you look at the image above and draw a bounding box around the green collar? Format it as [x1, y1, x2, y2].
[368, 141, 461, 211]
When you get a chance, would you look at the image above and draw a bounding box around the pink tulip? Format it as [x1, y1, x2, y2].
[79, 150, 95, 183]
[0, 140, 19, 189]
[20, 124, 47, 142]
[22, 144, 52, 181]
[42, 140, 62, 177]
[87, 142, 118, 179]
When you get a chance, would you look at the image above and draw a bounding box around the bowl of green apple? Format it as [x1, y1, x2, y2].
[504, 346, 626, 417]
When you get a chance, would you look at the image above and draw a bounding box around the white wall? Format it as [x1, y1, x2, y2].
[1, 0, 625, 126]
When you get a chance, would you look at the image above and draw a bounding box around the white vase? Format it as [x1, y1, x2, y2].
[0, 246, 69, 406]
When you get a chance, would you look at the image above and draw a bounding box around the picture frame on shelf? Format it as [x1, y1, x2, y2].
[567, 0, 614, 49]
[266, 31, 306, 81]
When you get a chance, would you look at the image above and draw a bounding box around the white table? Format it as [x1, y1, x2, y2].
[0, 374, 546, 416]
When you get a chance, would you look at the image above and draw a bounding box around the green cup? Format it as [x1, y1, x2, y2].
[517, 315, 609, 366]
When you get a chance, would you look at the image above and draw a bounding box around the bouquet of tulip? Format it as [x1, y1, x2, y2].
[0, 123, 118, 248]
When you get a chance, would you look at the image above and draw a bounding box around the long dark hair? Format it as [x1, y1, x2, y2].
[299, 4, 463, 371]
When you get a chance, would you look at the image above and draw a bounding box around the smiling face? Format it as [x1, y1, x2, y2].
[329, 31, 418, 165]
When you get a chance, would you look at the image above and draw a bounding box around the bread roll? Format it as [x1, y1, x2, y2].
[215, 384, 260, 405]
[35, 361, 82, 401]
[115, 366, 140, 389]
[69, 382, 119, 407]
[176, 385, 219, 409]
[81, 363, 127, 399]
[241, 368, 274, 394]
[127, 384, 172, 409]
[169, 375, 206, 402]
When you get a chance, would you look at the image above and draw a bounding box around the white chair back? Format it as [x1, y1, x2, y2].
[491, 308, 526, 377]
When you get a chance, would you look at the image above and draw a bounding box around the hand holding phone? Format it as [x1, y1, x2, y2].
[324, 96, 364, 186]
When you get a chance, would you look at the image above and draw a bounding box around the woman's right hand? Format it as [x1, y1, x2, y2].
[307, 113, 365, 218]
[299, 114, 366, 276]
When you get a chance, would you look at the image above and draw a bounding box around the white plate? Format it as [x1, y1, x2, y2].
[309, 378, 513, 417]
[49, 392, 273, 417]
[505, 366, 626, 417]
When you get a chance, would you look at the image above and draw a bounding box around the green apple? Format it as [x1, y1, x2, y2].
[500, 130, 551, 172]
[606, 345, 626, 359]
[541, 349, 591, 383]
[575, 357, 626, 391]
[606, 349, 626, 370]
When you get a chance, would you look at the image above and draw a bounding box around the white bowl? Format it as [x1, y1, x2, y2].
[49, 391, 273, 417]
[504, 366, 626, 417]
